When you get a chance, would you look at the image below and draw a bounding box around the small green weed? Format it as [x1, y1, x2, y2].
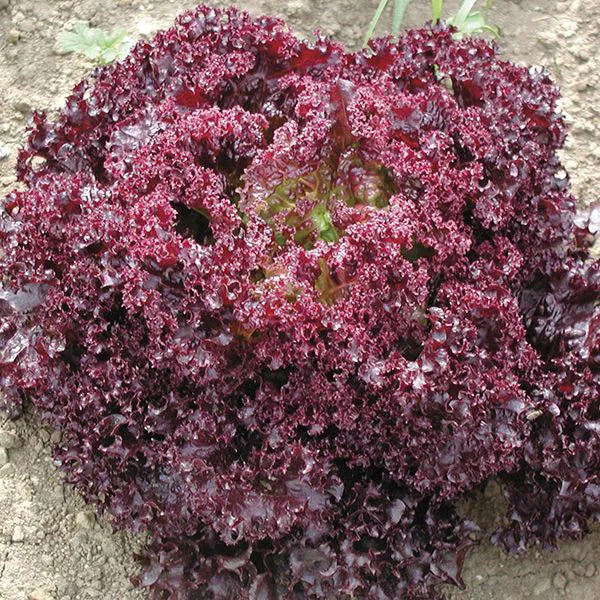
[54, 22, 133, 65]
[446, 0, 499, 39]
[363, 0, 499, 46]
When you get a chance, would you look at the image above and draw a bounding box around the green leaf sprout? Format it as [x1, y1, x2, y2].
[54, 22, 133, 65]
[447, 0, 499, 39]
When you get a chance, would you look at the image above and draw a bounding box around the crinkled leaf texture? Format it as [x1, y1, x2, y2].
[1, 5, 598, 599]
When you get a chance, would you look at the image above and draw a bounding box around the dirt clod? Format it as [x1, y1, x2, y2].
[553, 572, 568, 590]
[74, 511, 96, 530]
[11, 99, 31, 115]
[533, 578, 552, 596]
[0, 462, 16, 477]
[28, 589, 56, 600]
[0, 430, 22, 449]
[12, 525, 25, 543]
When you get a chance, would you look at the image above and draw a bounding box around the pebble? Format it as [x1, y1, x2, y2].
[560, 19, 578, 38]
[12, 525, 25, 543]
[553, 571, 567, 590]
[533, 578, 551, 596]
[6, 28, 20, 43]
[0, 447, 8, 466]
[0, 145, 9, 161]
[0, 0, 10, 10]
[12, 100, 32, 115]
[0, 462, 16, 477]
[565, 158, 579, 172]
[575, 81, 591, 93]
[33, 529, 46, 542]
[286, 0, 312, 17]
[75, 510, 96, 530]
[571, 48, 590, 63]
[585, 563, 596, 577]
[0, 430, 22, 449]
[537, 31, 558, 47]
[19, 20, 36, 33]
[28, 589, 55, 600]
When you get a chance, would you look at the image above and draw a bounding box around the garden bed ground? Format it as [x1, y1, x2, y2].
[0, 0, 599, 598]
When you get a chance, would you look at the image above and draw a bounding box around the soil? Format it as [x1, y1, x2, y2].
[0, 0, 598, 599]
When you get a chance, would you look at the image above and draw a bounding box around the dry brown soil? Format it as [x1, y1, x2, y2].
[0, 1, 599, 599]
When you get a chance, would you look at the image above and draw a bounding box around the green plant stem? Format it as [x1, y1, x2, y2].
[431, 0, 443, 23]
[454, 0, 478, 28]
[363, 0, 390, 46]
[392, 0, 412, 36]
[364, 0, 496, 48]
